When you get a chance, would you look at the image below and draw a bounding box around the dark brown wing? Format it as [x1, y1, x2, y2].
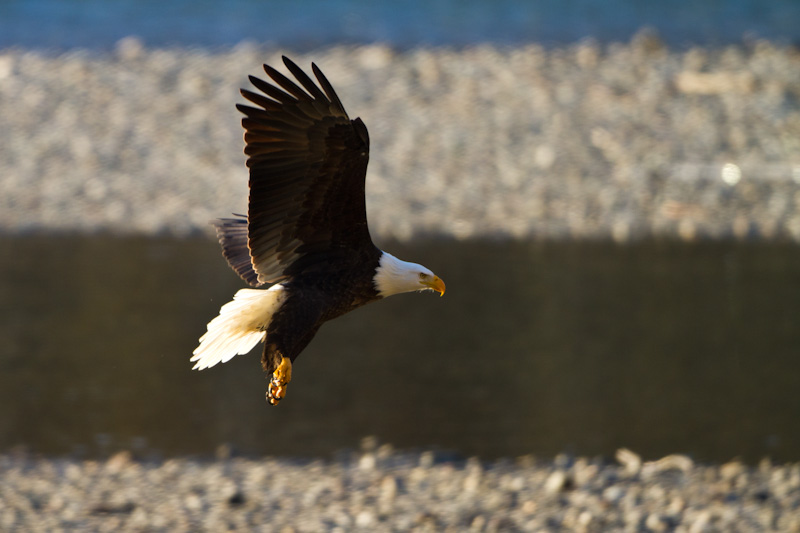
[220, 56, 374, 286]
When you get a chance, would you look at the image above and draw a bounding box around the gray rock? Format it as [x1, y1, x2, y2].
[1, 39, 799, 242]
[4, 447, 800, 531]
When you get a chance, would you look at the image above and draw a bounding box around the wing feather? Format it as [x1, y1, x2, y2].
[246, 75, 299, 105]
[311, 63, 347, 115]
[262, 65, 315, 101]
[283, 59, 330, 102]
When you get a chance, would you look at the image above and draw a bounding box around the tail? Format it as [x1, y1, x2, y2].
[191, 285, 287, 370]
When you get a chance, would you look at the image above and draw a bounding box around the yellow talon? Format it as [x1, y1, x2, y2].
[267, 356, 292, 405]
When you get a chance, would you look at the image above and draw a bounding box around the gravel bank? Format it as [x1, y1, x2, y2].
[2, 446, 799, 532]
[1, 36, 800, 241]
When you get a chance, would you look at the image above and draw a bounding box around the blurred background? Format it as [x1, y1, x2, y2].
[0, 0, 799, 464]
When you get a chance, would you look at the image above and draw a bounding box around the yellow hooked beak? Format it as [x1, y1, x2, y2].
[422, 275, 446, 297]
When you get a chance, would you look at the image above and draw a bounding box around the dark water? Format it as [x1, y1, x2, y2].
[1, 234, 799, 463]
[0, 0, 798, 51]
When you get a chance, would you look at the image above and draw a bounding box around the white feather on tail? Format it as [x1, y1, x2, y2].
[191, 285, 287, 370]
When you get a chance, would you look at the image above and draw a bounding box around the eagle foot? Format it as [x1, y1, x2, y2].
[266, 356, 292, 406]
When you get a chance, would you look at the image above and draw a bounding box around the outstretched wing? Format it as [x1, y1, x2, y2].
[217, 56, 374, 286]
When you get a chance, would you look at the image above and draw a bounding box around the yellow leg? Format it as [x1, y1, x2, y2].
[267, 356, 292, 406]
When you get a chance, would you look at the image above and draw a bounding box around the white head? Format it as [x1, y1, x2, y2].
[373, 252, 446, 298]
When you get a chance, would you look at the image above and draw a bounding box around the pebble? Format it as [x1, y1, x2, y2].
[1, 36, 799, 241]
[1, 448, 800, 532]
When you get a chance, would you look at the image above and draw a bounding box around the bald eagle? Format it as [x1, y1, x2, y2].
[191, 57, 445, 405]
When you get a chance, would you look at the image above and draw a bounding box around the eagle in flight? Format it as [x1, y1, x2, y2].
[191, 56, 445, 405]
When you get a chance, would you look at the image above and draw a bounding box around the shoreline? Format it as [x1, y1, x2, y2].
[1, 39, 799, 242]
[2, 446, 799, 531]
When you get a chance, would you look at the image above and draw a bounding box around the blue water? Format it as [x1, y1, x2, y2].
[0, 0, 798, 51]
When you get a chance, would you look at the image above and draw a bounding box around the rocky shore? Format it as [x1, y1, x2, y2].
[1, 35, 799, 241]
[1, 445, 799, 532]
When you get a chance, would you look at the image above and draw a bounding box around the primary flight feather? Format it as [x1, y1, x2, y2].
[192, 56, 445, 405]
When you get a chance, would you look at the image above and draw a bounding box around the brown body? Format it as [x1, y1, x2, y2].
[260, 255, 382, 375]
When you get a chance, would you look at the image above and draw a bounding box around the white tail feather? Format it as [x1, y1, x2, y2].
[191, 285, 287, 370]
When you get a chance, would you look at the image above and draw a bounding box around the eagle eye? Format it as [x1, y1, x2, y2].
[419, 272, 429, 280]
